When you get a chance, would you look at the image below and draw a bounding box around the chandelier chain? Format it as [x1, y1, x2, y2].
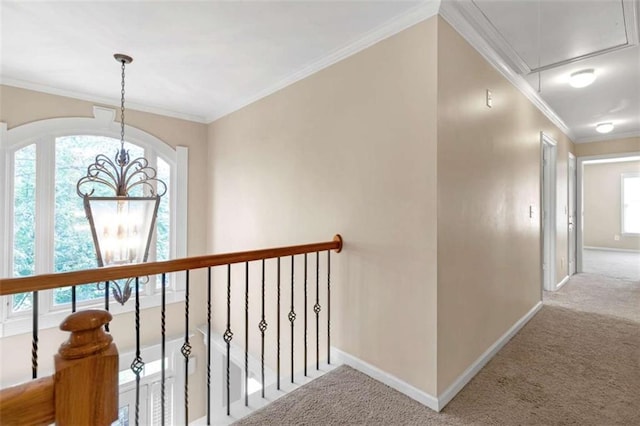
[120, 58, 126, 150]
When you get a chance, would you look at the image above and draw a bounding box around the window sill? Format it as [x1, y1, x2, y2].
[0, 290, 185, 339]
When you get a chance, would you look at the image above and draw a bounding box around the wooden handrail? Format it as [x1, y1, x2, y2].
[0, 235, 342, 296]
[0, 376, 55, 425]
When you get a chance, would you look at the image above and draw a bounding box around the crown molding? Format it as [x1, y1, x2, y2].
[0, 77, 208, 124]
[575, 130, 640, 144]
[208, 0, 442, 122]
[439, 0, 575, 142]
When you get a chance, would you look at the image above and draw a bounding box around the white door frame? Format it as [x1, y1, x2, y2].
[568, 153, 577, 276]
[576, 150, 640, 272]
[541, 132, 557, 292]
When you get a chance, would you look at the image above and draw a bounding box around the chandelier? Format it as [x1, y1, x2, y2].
[77, 53, 166, 304]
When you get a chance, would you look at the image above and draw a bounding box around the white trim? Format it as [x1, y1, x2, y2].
[439, 1, 574, 141]
[621, 172, 640, 236]
[0, 78, 208, 124]
[556, 275, 570, 290]
[575, 130, 640, 144]
[0, 123, 9, 282]
[437, 301, 543, 410]
[0, 289, 185, 340]
[568, 152, 577, 276]
[584, 246, 640, 253]
[175, 147, 189, 259]
[208, 0, 441, 122]
[331, 347, 439, 412]
[541, 133, 558, 292]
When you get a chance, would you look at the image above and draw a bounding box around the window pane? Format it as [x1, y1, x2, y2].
[12, 144, 36, 312]
[54, 136, 144, 305]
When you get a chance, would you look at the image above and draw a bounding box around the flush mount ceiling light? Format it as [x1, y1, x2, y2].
[595, 122, 614, 134]
[77, 53, 166, 305]
[569, 69, 596, 88]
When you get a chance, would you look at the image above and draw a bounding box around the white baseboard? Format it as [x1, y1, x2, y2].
[556, 275, 570, 290]
[437, 301, 543, 410]
[331, 347, 440, 412]
[584, 246, 640, 253]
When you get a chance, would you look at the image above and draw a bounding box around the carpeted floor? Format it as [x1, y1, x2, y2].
[236, 274, 640, 425]
[545, 273, 640, 322]
[582, 248, 640, 281]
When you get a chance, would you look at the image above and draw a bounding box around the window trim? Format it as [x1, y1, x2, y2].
[0, 106, 188, 337]
[621, 172, 640, 236]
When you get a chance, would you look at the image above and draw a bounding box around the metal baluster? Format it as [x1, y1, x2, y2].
[244, 262, 249, 407]
[259, 259, 267, 398]
[206, 267, 212, 425]
[289, 255, 296, 383]
[181, 270, 192, 425]
[131, 277, 144, 426]
[161, 273, 166, 426]
[277, 257, 281, 390]
[304, 253, 308, 377]
[31, 291, 38, 379]
[71, 286, 76, 313]
[223, 265, 234, 416]
[104, 281, 110, 332]
[314, 251, 321, 371]
[327, 251, 331, 364]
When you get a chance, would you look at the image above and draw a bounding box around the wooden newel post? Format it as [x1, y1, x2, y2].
[54, 309, 119, 426]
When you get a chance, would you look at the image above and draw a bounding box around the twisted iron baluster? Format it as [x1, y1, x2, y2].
[131, 277, 144, 426]
[181, 270, 192, 425]
[223, 265, 233, 416]
[161, 273, 166, 426]
[31, 291, 38, 379]
[245, 262, 249, 407]
[289, 255, 296, 383]
[206, 267, 212, 425]
[315, 251, 321, 370]
[304, 254, 308, 377]
[104, 281, 110, 332]
[327, 251, 331, 364]
[277, 257, 281, 390]
[259, 259, 267, 398]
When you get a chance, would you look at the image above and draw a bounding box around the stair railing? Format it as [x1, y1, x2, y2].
[0, 234, 342, 425]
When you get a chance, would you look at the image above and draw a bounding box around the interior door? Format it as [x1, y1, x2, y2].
[568, 154, 577, 276]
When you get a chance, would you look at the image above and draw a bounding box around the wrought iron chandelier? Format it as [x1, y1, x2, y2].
[77, 53, 166, 305]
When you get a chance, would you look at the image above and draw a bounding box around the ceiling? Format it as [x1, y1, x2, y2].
[461, 0, 640, 143]
[1, 0, 639, 143]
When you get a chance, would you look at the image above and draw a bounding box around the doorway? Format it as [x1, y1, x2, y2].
[577, 152, 640, 281]
[541, 133, 557, 292]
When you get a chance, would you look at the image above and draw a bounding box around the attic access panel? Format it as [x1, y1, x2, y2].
[472, 0, 630, 73]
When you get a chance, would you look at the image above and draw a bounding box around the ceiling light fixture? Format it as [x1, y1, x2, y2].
[77, 53, 167, 305]
[595, 122, 614, 134]
[569, 69, 596, 88]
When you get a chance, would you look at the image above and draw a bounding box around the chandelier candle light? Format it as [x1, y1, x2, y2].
[77, 54, 166, 304]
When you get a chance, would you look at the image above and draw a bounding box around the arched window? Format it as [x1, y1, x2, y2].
[0, 107, 188, 336]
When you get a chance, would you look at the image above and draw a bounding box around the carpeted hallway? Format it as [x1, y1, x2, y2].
[235, 274, 640, 425]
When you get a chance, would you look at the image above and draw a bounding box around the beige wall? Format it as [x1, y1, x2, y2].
[574, 137, 640, 157]
[208, 19, 440, 395]
[435, 18, 574, 393]
[0, 85, 210, 417]
[584, 161, 640, 250]
[1, 12, 582, 407]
